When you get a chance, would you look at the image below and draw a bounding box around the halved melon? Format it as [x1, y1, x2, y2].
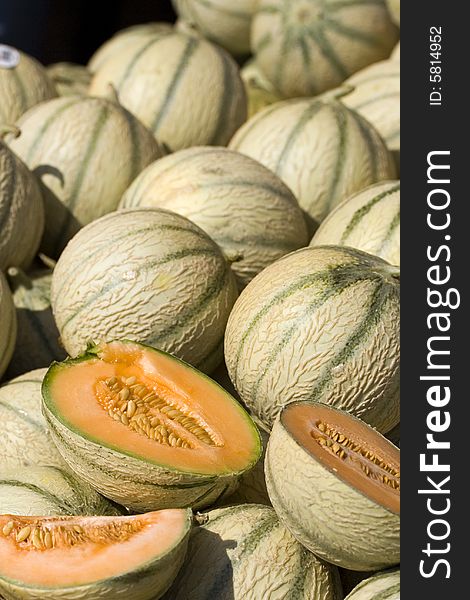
[0, 509, 191, 600]
[42, 340, 262, 511]
[266, 401, 400, 571]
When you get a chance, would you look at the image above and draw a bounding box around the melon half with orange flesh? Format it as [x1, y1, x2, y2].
[41, 340, 262, 511]
[265, 401, 400, 571]
[0, 509, 191, 600]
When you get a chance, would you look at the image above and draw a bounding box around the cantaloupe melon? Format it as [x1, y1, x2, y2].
[120, 147, 309, 289]
[0, 509, 191, 600]
[51, 209, 238, 373]
[229, 92, 396, 225]
[42, 340, 262, 511]
[0, 44, 56, 124]
[345, 568, 400, 599]
[225, 246, 400, 433]
[266, 402, 400, 570]
[89, 31, 247, 151]
[8, 96, 162, 258]
[251, 0, 398, 98]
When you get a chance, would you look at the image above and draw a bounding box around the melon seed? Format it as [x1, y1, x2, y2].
[16, 526, 31, 543]
[2, 521, 14, 536]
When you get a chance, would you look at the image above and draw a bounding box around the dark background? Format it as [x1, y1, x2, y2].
[0, 0, 176, 65]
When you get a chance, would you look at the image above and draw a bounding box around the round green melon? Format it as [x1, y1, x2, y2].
[265, 402, 400, 571]
[8, 96, 162, 258]
[46, 62, 92, 96]
[51, 209, 238, 373]
[0, 368, 65, 468]
[89, 31, 247, 151]
[0, 271, 16, 379]
[41, 340, 261, 511]
[0, 466, 121, 516]
[162, 504, 342, 599]
[343, 60, 400, 169]
[172, 0, 258, 56]
[225, 245, 400, 433]
[5, 268, 66, 379]
[386, 0, 400, 26]
[0, 44, 56, 124]
[345, 569, 400, 599]
[251, 0, 398, 98]
[88, 22, 174, 73]
[229, 92, 396, 225]
[0, 509, 192, 600]
[0, 135, 44, 271]
[310, 181, 400, 266]
[120, 147, 309, 289]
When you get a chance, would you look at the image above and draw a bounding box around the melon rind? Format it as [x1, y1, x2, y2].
[344, 568, 400, 599]
[0, 466, 121, 517]
[0, 509, 192, 600]
[229, 94, 396, 225]
[265, 407, 400, 571]
[119, 146, 309, 289]
[41, 346, 262, 512]
[310, 181, 400, 266]
[50, 209, 239, 373]
[162, 504, 342, 599]
[224, 245, 400, 433]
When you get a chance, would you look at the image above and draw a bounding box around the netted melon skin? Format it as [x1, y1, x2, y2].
[265, 416, 400, 571]
[162, 504, 343, 600]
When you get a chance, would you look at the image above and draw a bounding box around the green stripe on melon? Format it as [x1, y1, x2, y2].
[120, 146, 309, 289]
[172, 0, 258, 56]
[311, 181, 400, 266]
[0, 136, 44, 271]
[0, 271, 16, 379]
[89, 31, 247, 151]
[162, 504, 342, 599]
[0, 368, 65, 468]
[0, 466, 121, 516]
[51, 209, 238, 373]
[5, 268, 66, 379]
[251, 0, 398, 98]
[345, 569, 400, 599]
[224, 245, 400, 433]
[229, 92, 396, 224]
[8, 96, 162, 259]
[343, 60, 400, 168]
[0, 46, 56, 124]
[88, 22, 174, 73]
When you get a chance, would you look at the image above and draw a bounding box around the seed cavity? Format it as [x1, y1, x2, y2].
[2, 517, 144, 551]
[95, 376, 222, 449]
[311, 420, 400, 491]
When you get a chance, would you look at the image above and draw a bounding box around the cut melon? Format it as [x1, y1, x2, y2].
[42, 340, 262, 512]
[266, 401, 400, 571]
[0, 509, 191, 600]
[0, 466, 120, 517]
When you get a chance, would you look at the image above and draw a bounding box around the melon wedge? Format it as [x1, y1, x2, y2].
[0, 509, 191, 600]
[42, 340, 262, 511]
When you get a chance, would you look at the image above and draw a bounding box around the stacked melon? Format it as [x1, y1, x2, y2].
[0, 5, 400, 598]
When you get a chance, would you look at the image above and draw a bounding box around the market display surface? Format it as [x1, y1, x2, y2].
[0, 0, 400, 597]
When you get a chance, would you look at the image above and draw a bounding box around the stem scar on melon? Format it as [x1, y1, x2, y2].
[41, 340, 262, 512]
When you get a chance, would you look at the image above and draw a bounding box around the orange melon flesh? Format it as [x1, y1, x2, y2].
[45, 341, 259, 474]
[283, 403, 400, 514]
[0, 509, 188, 586]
